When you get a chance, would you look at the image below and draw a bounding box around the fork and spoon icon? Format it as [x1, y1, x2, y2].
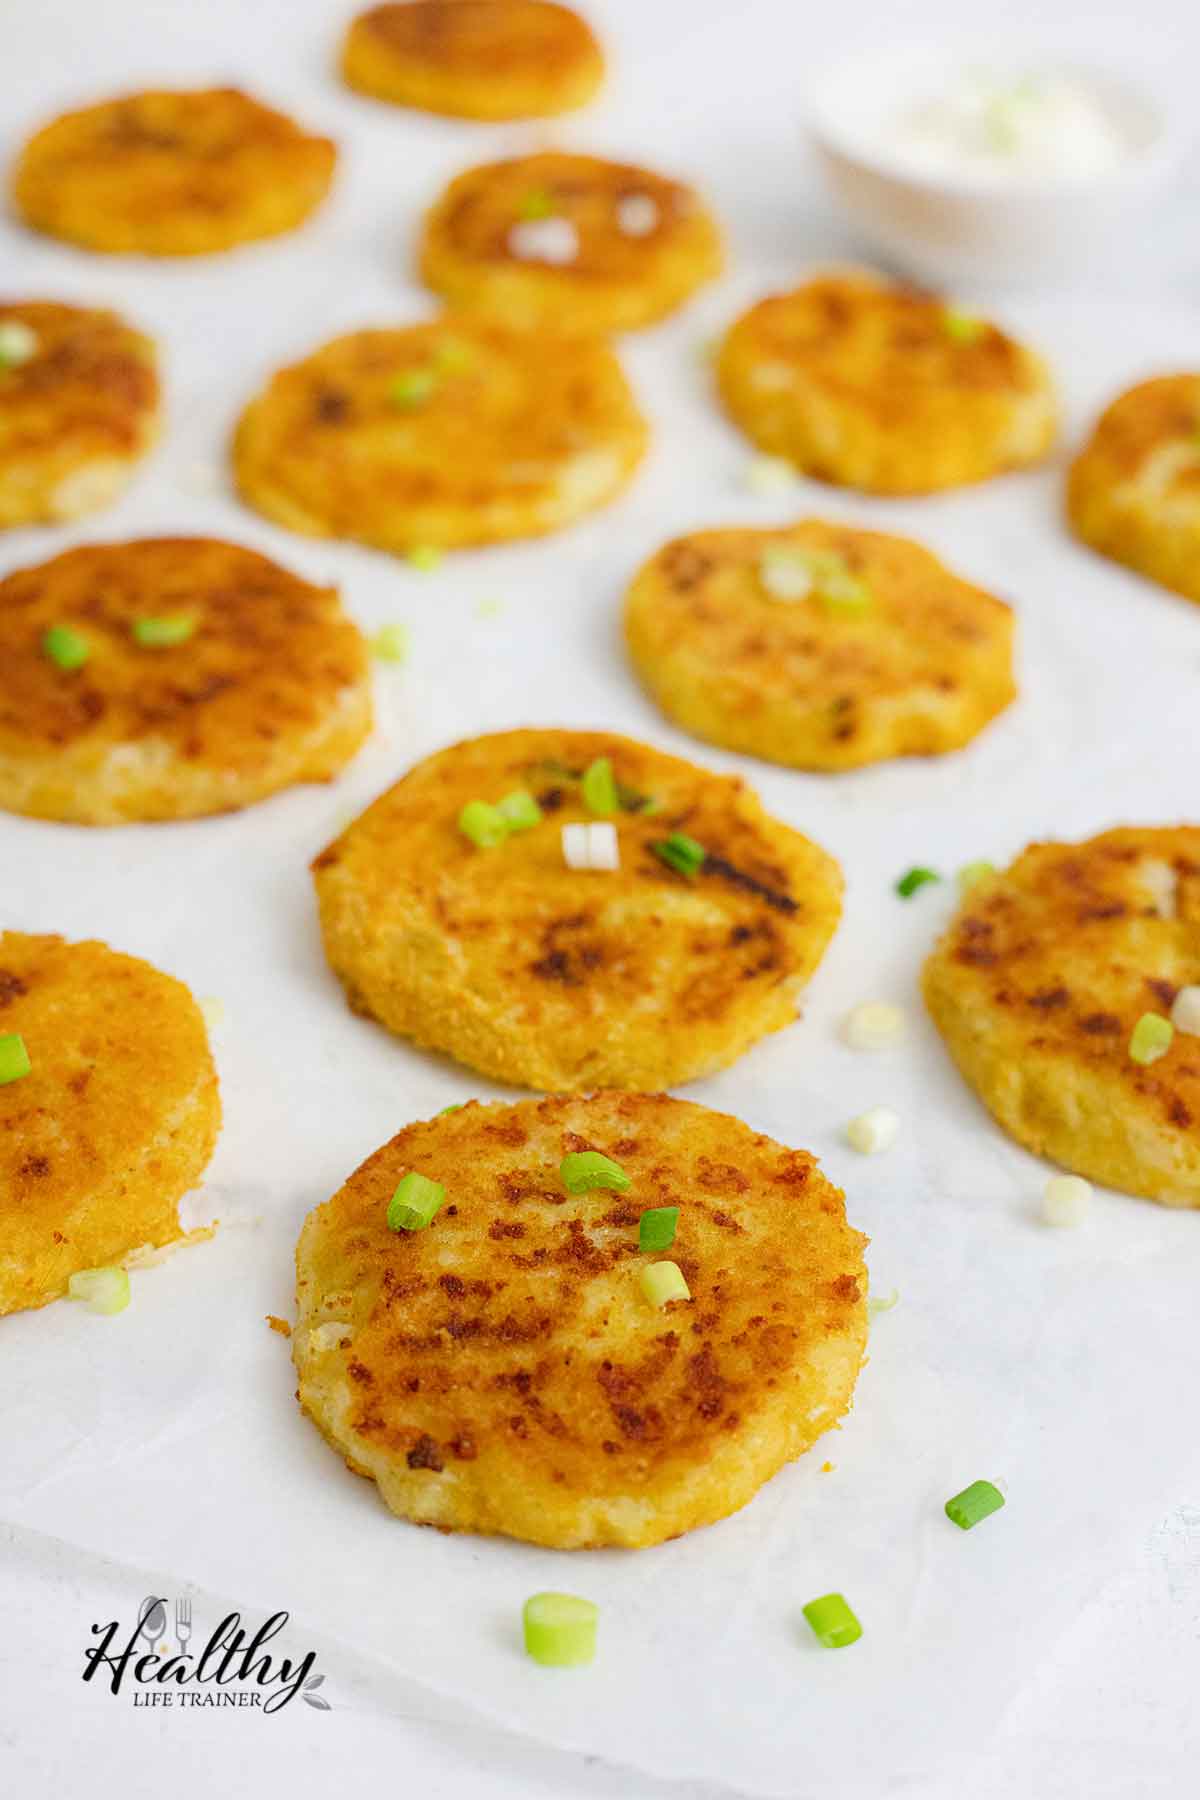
[137, 1595, 192, 1655]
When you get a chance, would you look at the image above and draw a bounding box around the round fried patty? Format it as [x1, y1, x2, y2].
[419, 151, 722, 333]
[924, 827, 1200, 1206]
[0, 537, 371, 825]
[717, 269, 1056, 494]
[294, 1092, 868, 1547]
[312, 727, 843, 1090]
[0, 932, 220, 1316]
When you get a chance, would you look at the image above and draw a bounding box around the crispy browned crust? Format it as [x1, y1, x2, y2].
[0, 299, 159, 527]
[341, 1, 604, 118]
[294, 1092, 868, 1547]
[718, 270, 1056, 494]
[923, 828, 1200, 1206]
[0, 537, 372, 824]
[12, 87, 336, 255]
[1066, 373, 1200, 607]
[233, 316, 647, 551]
[624, 519, 1016, 769]
[311, 727, 842, 1090]
[0, 932, 220, 1315]
[418, 151, 723, 332]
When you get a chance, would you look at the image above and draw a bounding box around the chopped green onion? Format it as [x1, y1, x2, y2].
[518, 188, 555, 221]
[407, 544, 443, 572]
[581, 757, 617, 816]
[1130, 1012, 1173, 1065]
[817, 567, 872, 615]
[0, 1032, 31, 1085]
[386, 1170, 446, 1233]
[438, 1103, 464, 1115]
[868, 1288, 900, 1317]
[522, 1592, 598, 1667]
[433, 337, 472, 373]
[943, 307, 986, 345]
[639, 1260, 690, 1307]
[42, 625, 90, 671]
[957, 859, 996, 893]
[560, 1151, 631, 1194]
[132, 615, 195, 649]
[896, 866, 941, 899]
[496, 788, 542, 832]
[802, 1593, 862, 1648]
[370, 623, 409, 663]
[945, 1478, 1006, 1531]
[652, 832, 706, 879]
[458, 800, 508, 848]
[759, 546, 814, 603]
[638, 1205, 678, 1252]
[0, 319, 38, 368]
[67, 1266, 130, 1315]
[390, 369, 437, 409]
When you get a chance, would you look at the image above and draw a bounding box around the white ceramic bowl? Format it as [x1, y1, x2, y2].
[808, 45, 1184, 289]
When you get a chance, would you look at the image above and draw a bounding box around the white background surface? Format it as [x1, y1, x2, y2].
[3, 1, 1200, 1795]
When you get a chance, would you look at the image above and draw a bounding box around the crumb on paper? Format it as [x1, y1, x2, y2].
[266, 1314, 292, 1338]
[123, 1223, 216, 1270]
[821, 1461, 835, 1473]
[476, 598, 504, 619]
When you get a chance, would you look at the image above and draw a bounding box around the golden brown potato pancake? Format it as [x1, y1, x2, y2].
[12, 87, 336, 255]
[924, 827, 1200, 1206]
[0, 537, 371, 825]
[341, 1, 604, 118]
[419, 151, 722, 332]
[294, 1091, 868, 1547]
[718, 269, 1056, 494]
[0, 932, 220, 1316]
[312, 727, 842, 1090]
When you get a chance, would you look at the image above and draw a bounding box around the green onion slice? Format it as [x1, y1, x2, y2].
[518, 188, 555, 221]
[639, 1260, 690, 1307]
[458, 800, 509, 849]
[652, 832, 706, 879]
[802, 1593, 862, 1648]
[433, 337, 472, 373]
[817, 568, 872, 615]
[945, 1478, 1006, 1531]
[407, 544, 443, 572]
[0, 1032, 31, 1085]
[132, 616, 195, 648]
[896, 866, 941, 898]
[0, 320, 38, 368]
[42, 625, 90, 671]
[637, 1205, 679, 1252]
[560, 1151, 631, 1194]
[581, 757, 618, 816]
[943, 307, 986, 344]
[390, 369, 437, 409]
[957, 859, 996, 893]
[496, 788, 542, 832]
[522, 1592, 598, 1667]
[1130, 1012, 1173, 1065]
[371, 623, 409, 663]
[386, 1170, 446, 1233]
[67, 1266, 131, 1315]
[437, 1103, 464, 1115]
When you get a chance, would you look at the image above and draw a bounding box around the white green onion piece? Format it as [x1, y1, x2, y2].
[639, 1260, 690, 1308]
[68, 1267, 130, 1315]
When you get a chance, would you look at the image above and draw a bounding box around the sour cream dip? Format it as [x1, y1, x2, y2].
[881, 68, 1134, 182]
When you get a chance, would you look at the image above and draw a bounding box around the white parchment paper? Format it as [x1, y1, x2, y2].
[3, 1, 1200, 1792]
